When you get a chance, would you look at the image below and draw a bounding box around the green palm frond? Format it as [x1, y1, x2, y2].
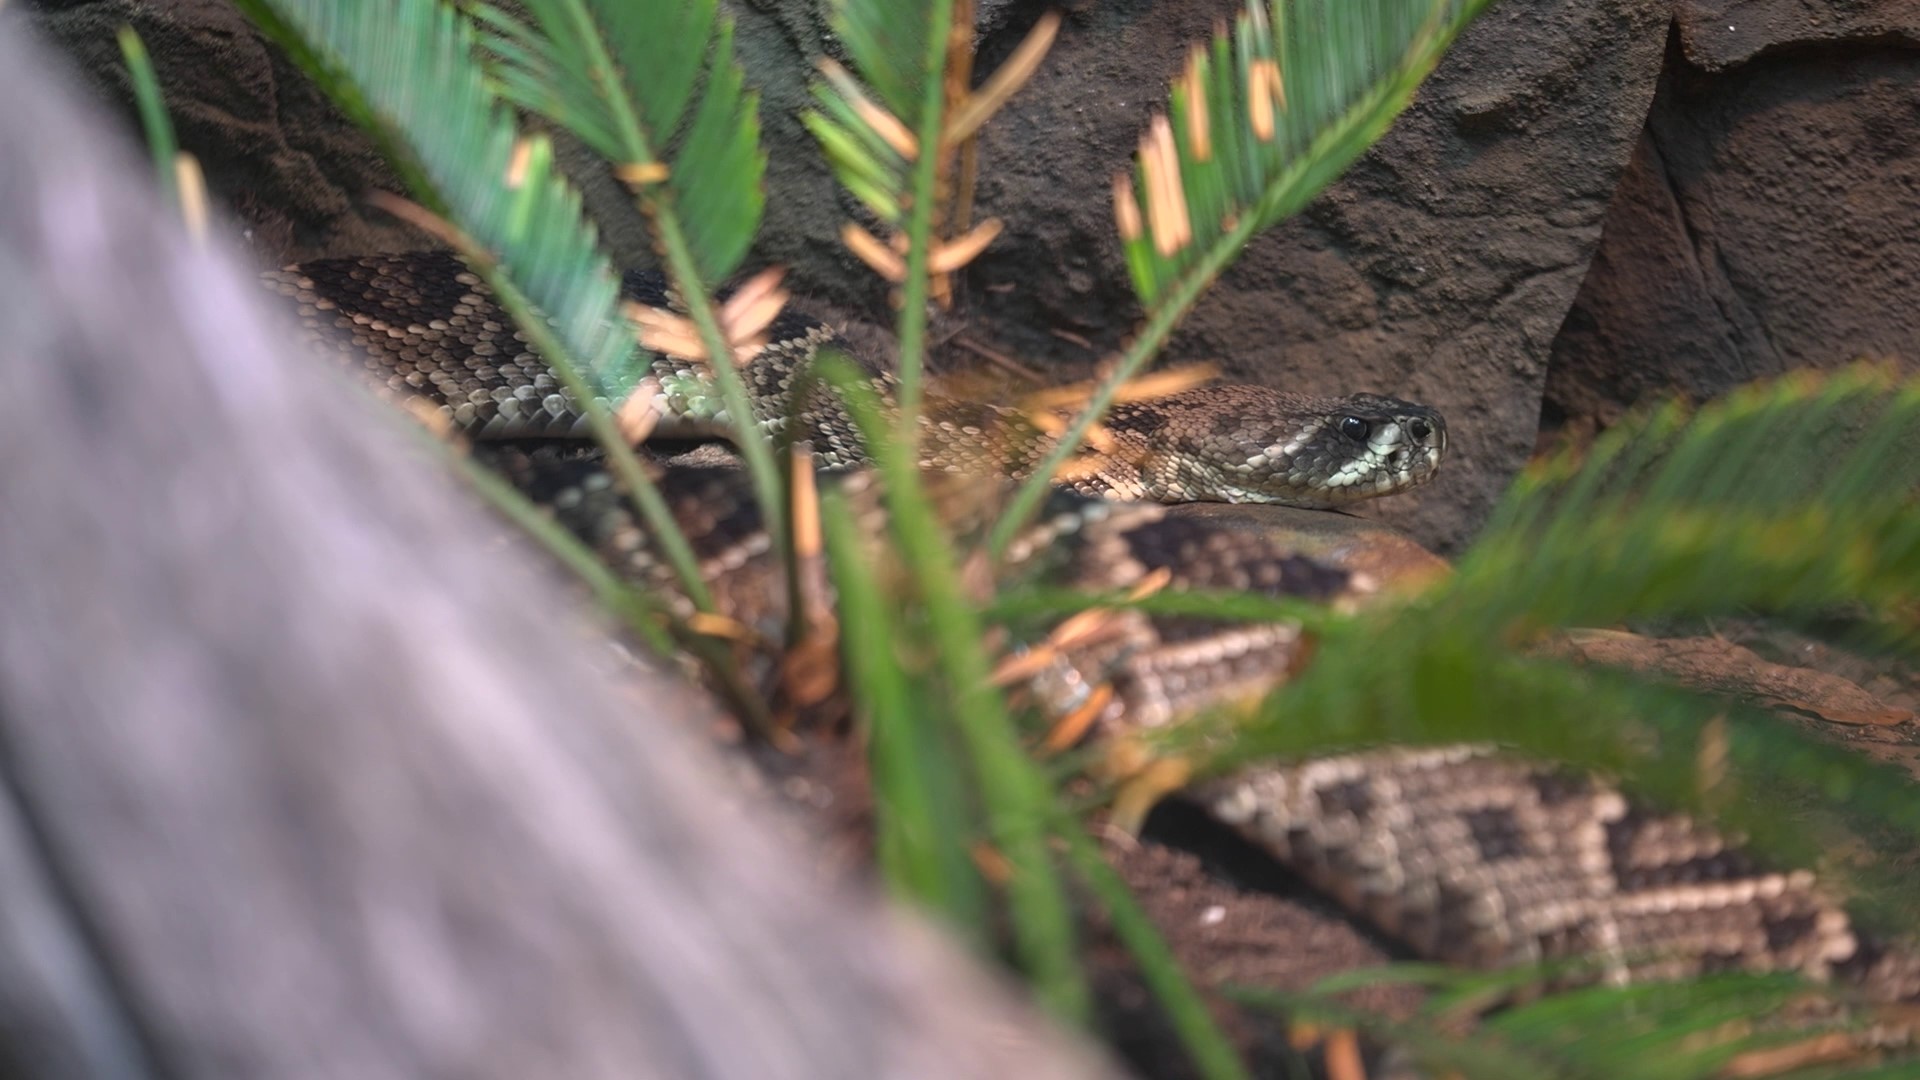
[804, 0, 962, 416]
[1456, 366, 1920, 638]
[804, 0, 956, 233]
[467, 0, 785, 556]
[1116, 0, 1489, 306]
[833, 0, 943, 128]
[470, 0, 765, 284]
[237, 0, 636, 392]
[802, 63, 914, 229]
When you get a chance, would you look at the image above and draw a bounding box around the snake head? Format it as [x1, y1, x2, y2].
[1104, 387, 1447, 508]
[1295, 392, 1448, 504]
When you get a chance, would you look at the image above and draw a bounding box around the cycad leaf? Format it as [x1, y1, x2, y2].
[601, 0, 716, 139]
[671, 21, 765, 284]
[801, 0, 948, 232]
[803, 82, 912, 226]
[240, 0, 635, 390]
[1119, 0, 1489, 306]
[474, 0, 764, 284]
[1454, 365, 1920, 638]
[832, 0, 937, 125]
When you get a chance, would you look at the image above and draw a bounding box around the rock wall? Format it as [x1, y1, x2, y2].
[1548, 8, 1920, 431]
[24, 0, 1920, 551]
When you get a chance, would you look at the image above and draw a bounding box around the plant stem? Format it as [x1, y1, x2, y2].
[648, 209, 791, 557]
[821, 485, 989, 938]
[436, 442, 674, 656]
[893, 0, 958, 427]
[829, 363, 1090, 1022]
[432, 424, 779, 735]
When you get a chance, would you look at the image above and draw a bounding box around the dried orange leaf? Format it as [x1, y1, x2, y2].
[614, 161, 671, 186]
[929, 218, 1004, 274]
[718, 266, 790, 345]
[1041, 683, 1114, 754]
[1141, 116, 1190, 256]
[1113, 172, 1143, 242]
[1182, 46, 1210, 161]
[944, 10, 1062, 145]
[687, 611, 754, 641]
[841, 222, 907, 282]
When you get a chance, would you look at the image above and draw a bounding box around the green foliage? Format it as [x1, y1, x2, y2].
[236, 0, 636, 393]
[831, 0, 944, 129]
[242, 0, 795, 606]
[819, 355, 1091, 1021]
[224, 0, 1920, 1074]
[471, 0, 765, 284]
[821, 481, 990, 938]
[116, 27, 179, 208]
[803, 64, 913, 228]
[1458, 368, 1920, 637]
[1116, 0, 1490, 306]
[806, 0, 961, 415]
[463, 0, 788, 551]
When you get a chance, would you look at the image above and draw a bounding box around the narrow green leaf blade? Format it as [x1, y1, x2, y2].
[596, 0, 715, 139]
[668, 21, 766, 284]
[832, 0, 935, 124]
[822, 485, 990, 937]
[116, 27, 179, 207]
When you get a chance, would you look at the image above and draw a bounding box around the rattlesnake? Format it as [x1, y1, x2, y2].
[270, 252, 1920, 1028]
[262, 252, 1446, 507]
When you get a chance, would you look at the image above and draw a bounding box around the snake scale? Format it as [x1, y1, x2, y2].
[270, 252, 1920, 1029]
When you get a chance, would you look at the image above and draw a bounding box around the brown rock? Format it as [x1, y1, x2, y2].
[1672, 0, 1920, 72]
[1547, 24, 1920, 429]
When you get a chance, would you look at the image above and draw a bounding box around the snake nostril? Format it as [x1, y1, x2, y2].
[1408, 418, 1433, 442]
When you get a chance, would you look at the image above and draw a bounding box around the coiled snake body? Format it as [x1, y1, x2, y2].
[271, 252, 1920, 1028]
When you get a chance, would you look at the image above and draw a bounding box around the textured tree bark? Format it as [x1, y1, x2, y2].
[0, 19, 1113, 1080]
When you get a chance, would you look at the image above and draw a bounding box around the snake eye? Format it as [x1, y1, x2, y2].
[1338, 415, 1371, 441]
